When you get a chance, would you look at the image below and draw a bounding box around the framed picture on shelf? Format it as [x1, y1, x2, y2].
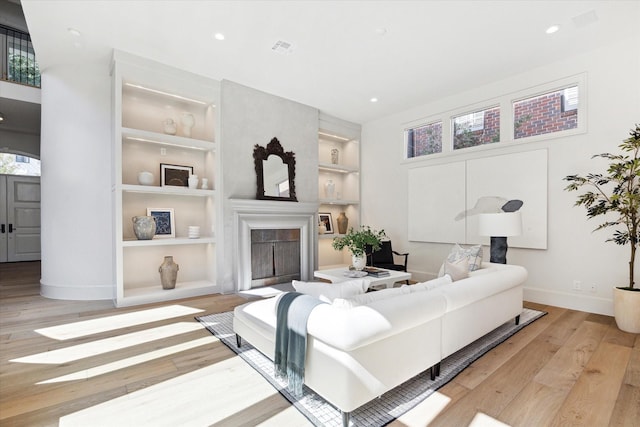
[319, 213, 334, 234]
[160, 163, 193, 187]
[147, 208, 175, 238]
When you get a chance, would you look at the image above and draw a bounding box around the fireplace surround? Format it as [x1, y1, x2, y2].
[231, 199, 319, 291]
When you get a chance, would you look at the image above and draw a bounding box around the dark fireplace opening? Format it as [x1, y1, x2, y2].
[251, 229, 301, 287]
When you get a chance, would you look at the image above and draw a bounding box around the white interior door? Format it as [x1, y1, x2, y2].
[5, 175, 41, 262]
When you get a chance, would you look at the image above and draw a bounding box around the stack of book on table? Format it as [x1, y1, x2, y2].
[363, 267, 390, 277]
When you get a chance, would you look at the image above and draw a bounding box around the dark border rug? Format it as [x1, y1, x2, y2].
[196, 307, 545, 427]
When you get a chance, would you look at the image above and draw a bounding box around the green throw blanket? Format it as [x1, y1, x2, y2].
[274, 292, 326, 398]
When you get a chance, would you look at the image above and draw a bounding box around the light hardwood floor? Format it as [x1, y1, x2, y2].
[1, 261, 638, 426]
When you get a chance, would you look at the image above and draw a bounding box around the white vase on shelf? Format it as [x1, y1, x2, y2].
[331, 148, 339, 164]
[181, 112, 195, 138]
[163, 118, 177, 135]
[201, 178, 209, 190]
[188, 174, 198, 189]
[324, 179, 335, 199]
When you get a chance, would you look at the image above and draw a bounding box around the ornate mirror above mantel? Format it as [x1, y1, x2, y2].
[254, 137, 297, 202]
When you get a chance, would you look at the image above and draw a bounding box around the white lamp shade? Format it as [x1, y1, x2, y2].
[478, 212, 522, 237]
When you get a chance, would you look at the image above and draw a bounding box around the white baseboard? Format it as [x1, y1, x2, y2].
[524, 287, 613, 316]
[40, 280, 115, 301]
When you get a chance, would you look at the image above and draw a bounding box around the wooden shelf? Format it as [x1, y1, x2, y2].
[122, 237, 215, 247]
[121, 184, 215, 196]
[122, 127, 215, 151]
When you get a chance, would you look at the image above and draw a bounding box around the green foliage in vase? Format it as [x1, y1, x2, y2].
[332, 226, 387, 257]
[564, 124, 640, 289]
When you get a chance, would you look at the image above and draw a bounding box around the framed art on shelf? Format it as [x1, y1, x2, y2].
[319, 213, 334, 234]
[147, 208, 175, 238]
[160, 163, 193, 187]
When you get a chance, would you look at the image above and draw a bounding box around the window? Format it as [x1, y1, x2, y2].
[452, 106, 500, 149]
[0, 153, 41, 176]
[513, 85, 578, 140]
[406, 121, 442, 158]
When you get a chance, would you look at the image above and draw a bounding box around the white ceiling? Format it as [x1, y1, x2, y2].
[20, 0, 639, 124]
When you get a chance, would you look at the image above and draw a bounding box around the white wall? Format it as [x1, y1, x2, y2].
[361, 35, 640, 315]
[39, 63, 114, 300]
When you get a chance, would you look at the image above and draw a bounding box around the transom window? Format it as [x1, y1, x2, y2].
[452, 106, 500, 150]
[513, 85, 578, 140]
[405, 121, 442, 158]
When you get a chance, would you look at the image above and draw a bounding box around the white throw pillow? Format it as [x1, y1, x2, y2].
[438, 243, 483, 276]
[333, 285, 410, 309]
[410, 275, 453, 292]
[292, 279, 369, 303]
[443, 257, 469, 281]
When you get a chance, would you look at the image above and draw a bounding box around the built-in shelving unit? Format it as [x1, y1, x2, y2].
[317, 114, 362, 268]
[112, 50, 220, 307]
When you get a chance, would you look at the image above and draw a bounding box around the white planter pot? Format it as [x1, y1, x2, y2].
[613, 286, 640, 333]
[351, 253, 366, 271]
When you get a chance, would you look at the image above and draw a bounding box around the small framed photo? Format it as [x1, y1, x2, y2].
[160, 164, 193, 187]
[319, 213, 334, 234]
[147, 208, 175, 238]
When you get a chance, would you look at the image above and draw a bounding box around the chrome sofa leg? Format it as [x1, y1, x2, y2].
[341, 410, 350, 427]
[236, 334, 242, 348]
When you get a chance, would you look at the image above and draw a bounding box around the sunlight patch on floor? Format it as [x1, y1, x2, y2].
[37, 336, 218, 384]
[395, 390, 452, 426]
[35, 305, 204, 340]
[469, 412, 512, 427]
[11, 322, 203, 364]
[59, 356, 279, 427]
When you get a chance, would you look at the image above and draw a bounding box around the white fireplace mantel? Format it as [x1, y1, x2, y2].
[230, 199, 319, 291]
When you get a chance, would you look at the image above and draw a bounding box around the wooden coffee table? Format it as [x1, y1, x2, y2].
[314, 267, 411, 290]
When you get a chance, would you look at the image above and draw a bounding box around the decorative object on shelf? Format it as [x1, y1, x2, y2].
[324, 179, 335, 199]
[337, 212, 349, 234]
[478, 211, 522, 264]
[319, 212, 333, 234]
[331, 148, 339, 164]
[163, 118, 177, 135]
[564, 124, 640, 333]
[318, 223, 326, 234]
[188, 225, 200, 239]
[147, 207, 175, 238]
[201, 178, 209, 190]
[253, 137, 297, 202]
[160, 163, 193, 187]
[188, 174, 199, 189]
[159, 256, 179, 290]
[332, 225, 387, 270]
[181, 112, 195, 137]
[137, 171, 154, 186]
[132, 215, 156, 240]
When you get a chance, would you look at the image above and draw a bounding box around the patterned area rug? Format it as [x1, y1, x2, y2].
[196, 307, 545, 427]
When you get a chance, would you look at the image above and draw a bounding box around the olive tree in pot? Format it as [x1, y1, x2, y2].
[564, 124, 640, 333]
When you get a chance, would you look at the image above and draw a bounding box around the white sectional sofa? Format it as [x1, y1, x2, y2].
[232, 262, 527, 426]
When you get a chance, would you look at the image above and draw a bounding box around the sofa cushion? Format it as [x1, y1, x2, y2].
[292, 279, 369, 303]
[443, 257, 469, 281]
[333, 285, 410, 309]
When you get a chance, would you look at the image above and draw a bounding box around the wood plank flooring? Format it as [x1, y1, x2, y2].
[1, 261, 638, 426]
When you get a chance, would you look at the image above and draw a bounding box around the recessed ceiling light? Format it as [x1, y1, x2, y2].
[546, 25, 560, 34]
[375, 27, 388, 36]
[213, 33, 225, 41]
[370, 97, 378, 103]
[67, 27, 81, 37]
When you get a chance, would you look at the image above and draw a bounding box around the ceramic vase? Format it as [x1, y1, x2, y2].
[331, 148, 339, 164]
[324, 179, 335, 198]
[159, 256, 179, 290]
[188, 174, 198, 189]
[137, 171, 154, 186]
[318, 223, 326, 234]
[132, 216, 156, 240]
[163, 118, 177, 135]
[201, 178, 208, 190]
[337, 212, 349, 234]
[181, 113, 195, 137]
[351, 253, 366, 271]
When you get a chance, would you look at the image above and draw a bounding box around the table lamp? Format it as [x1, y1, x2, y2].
[478, 211, 522, 264]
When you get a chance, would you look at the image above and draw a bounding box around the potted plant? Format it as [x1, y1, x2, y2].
[564, 124, 640, 333]
[332, 226, 387, 270]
